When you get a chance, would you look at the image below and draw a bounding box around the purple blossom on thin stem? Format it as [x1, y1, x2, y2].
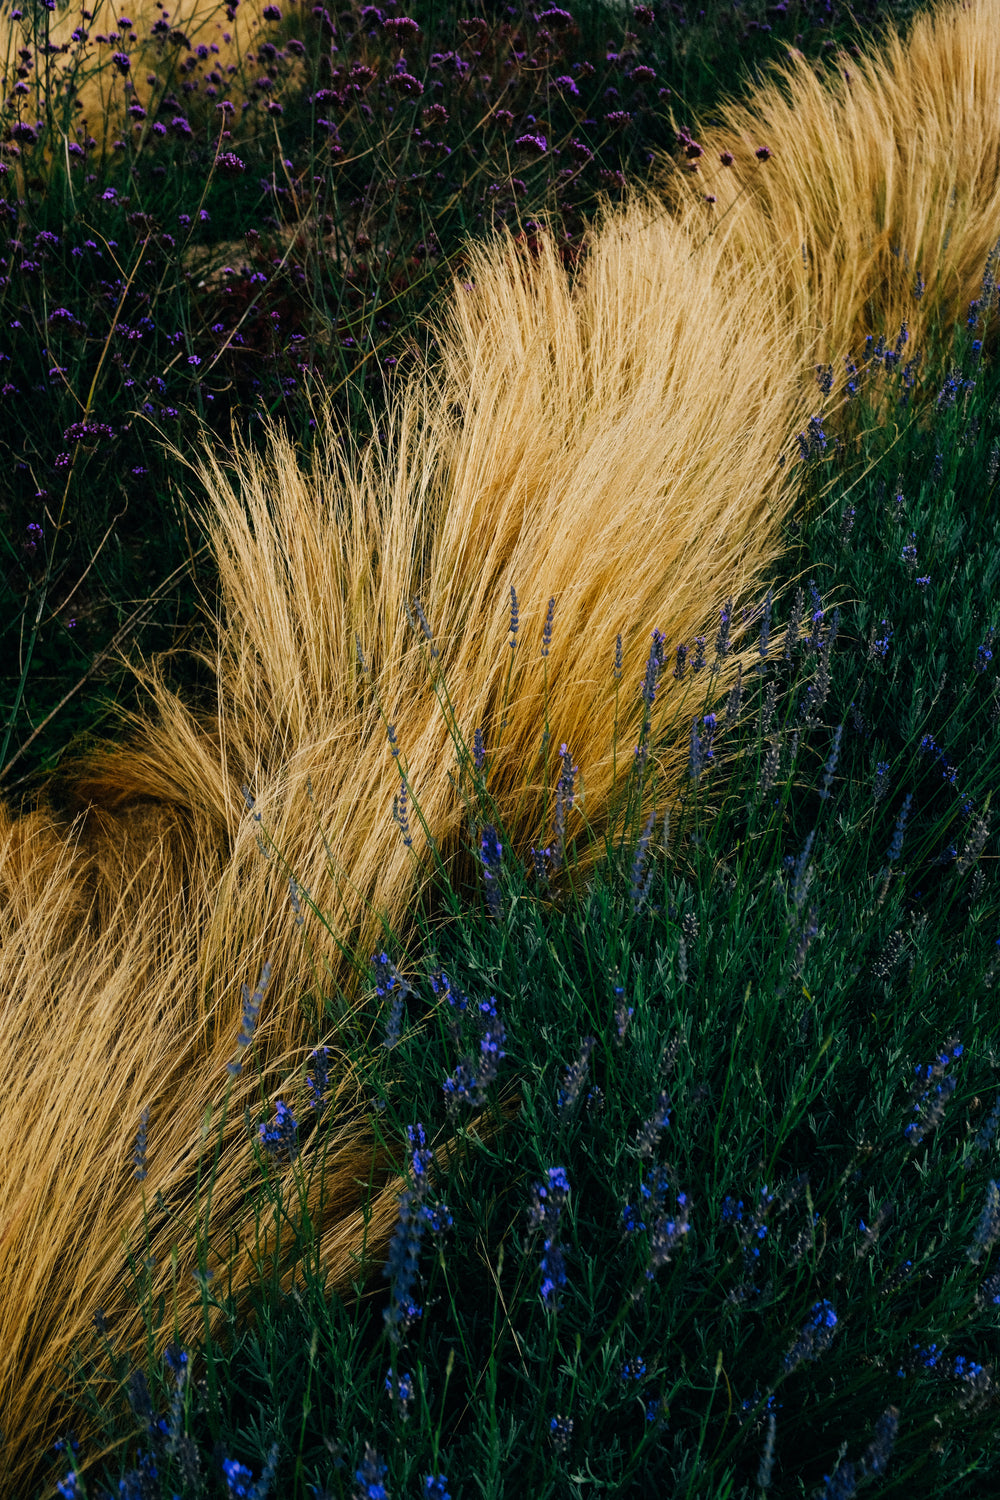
[557, 1036, 595, 1117]
[383, 1123, 444, 1346]
[968, 1179, 1000, 1264]
[259, 1099, 298, 1160]
[541, 596, 555, 657]
[227, 961, 272, 1076]
[527, 1166, 570, 1307]
[133, 1107, 149, 1181]
[630, 809, 656, 912]
[635, 1090, 670, 1158]
[393, 780, 413, 848]
[904, 1037, 963, 1145]
[783, 1299, 837, 1373]
[442, 994, 506, 1111]
[885, 792, 913, 864]
[373, 952, 412, 1050]
[307, 1047, 331, 1120]
[479, 825, 503, 919]
[757, 588, 772, 673]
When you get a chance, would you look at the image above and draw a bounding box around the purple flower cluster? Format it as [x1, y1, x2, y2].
[904, 1038, 962, 1146]
[527, 1165, 570, 1307]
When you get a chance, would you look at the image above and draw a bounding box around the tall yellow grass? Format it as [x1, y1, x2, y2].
[0, 188, 809, 1489]
[2, 0, 999, 1483]
[659, 0, 1000, 375]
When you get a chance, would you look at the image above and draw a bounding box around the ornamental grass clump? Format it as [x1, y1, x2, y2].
[0, 182, 811, 1489]
[660, 0, 1000, 386]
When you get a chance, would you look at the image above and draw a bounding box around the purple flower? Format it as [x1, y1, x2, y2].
[262, 2, 281, 15]
[216, 151, 245, 174]
[784, 1299, 837, 1373]
[227, 961, 272, 1076]
[515, 133, 547, 155]
[557, 1037, 595, 1116]
[133, 1106, 150, 1181]
[259, 1099, 298, 1160]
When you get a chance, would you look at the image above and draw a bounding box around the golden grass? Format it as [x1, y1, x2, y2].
[4, 0, 1000, 1482]
[0, 186, 809, 1489]
[659, 0, 1000, 377]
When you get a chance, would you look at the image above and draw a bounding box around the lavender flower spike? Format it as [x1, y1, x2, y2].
[227, 960, 272, 1076]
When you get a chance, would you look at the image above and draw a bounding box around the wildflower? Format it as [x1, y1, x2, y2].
[112, 49, 130, 71]
[783, 588, 804, 660]
[873, 761, 891, 802]
[790, 829, 815, 909]
[227, 961, 272, 1076]
[223, 1458, 255, 1496]
[383, 1125, 434, 1344]
[715, 597, 733, 660]
[614, 987, 634, 1040]
[755, 145, 772, 160]
[508, 583, 519, 647]
[635, 1090, 670, 1158]
[819, 723, 844, 800]
[528, 1167, 570, 1307]
[373, 952, 411, 1050]
[133, 1106, 149, 1181]
[956, 813, 989, 874]
[970, 1094, 1000, 1157]
[641, 630, 665, 707]
[541, 596, 555, 656]
[862, 1406, 898, 1476]
[385, 1367, 414, 1420]
[479, 825, 503, 919]
[630, 809, 656, 912]
[646, 1193, 690, 1276]
[783, 1299, 837, 1373]
[259, 1100, 298, 1160]
[393, 779, 412, 848]
[472, 726, 486, 774]
[757, 1412, 776, 1489]
[558, 1037, 595, 1116]
[621, 1357, 647, 1381]
[288, 876, 305, 927]
[549, 1414, 573, 1453]
[725, 664, 744, 724]
[969, 1180, 1000, 1263]
[354, 1445, 389, 1500]
[754, 587, 773, 673]
[306, 1046, 331, 1119]
[614, 633, 623, 681]
[905, 1038, 962, 1145]
[262, 2, 281, 14]
[885, 792, 913, 864]
[691, 636, 707, 672]
[409, 597, 437, 656]
[442, 995, 506, 1110]
[423, 1478, 450, 1500]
